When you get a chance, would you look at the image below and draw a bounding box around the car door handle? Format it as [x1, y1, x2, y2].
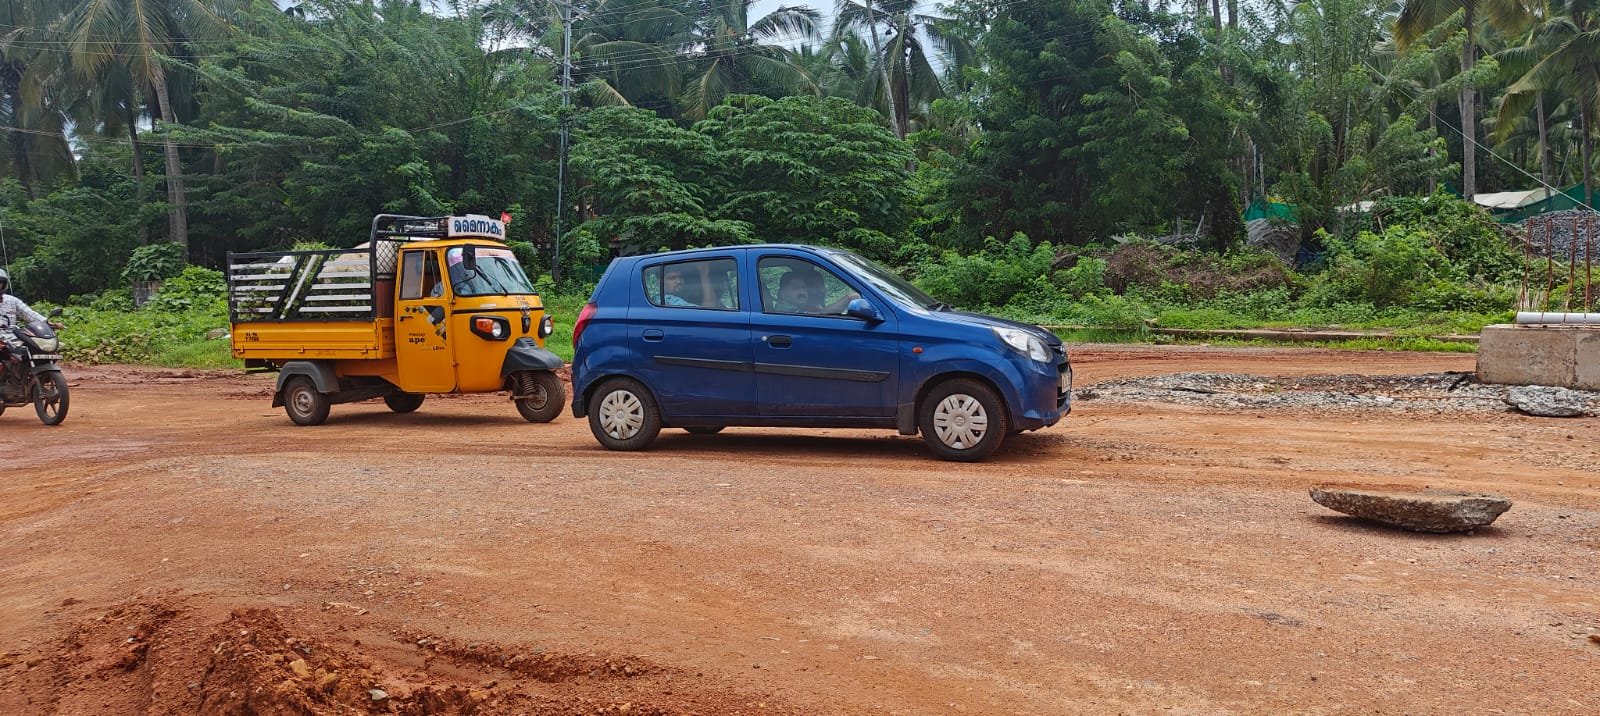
[642, 329, 665, 342]
[763, 334, 792, 348]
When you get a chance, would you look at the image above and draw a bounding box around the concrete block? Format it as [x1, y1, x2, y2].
[1477, 324, 1600, 390]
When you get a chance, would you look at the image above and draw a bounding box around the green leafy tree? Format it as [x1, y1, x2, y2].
[696, 95, 914, 257]
[1394, 0, 1531, 199]
[61, 0, 243, 258]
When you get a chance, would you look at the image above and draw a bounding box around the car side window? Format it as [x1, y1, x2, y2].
[759, 257, 859, 316]
[399, 250, 443, 300]
[642, 258, 739, 310]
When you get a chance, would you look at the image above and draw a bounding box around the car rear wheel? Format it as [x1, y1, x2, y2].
[918, 378, 1008, 462]
[283, 376, 331, 426]
[588, 378, 661, 451]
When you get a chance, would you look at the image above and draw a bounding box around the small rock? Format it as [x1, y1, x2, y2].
[316, 671, 340, 691]
[1590, 634, 1600, 644]
[1505, 386, 1592, 417]
[205, 328, 230, 340]
[368, 689, 389, 702]
[288, 658, 310, 678]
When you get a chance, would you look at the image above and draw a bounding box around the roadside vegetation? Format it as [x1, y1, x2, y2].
[4, 0, 1594, 367]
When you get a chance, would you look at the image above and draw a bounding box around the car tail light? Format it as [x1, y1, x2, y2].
[572, 302, 597, 348]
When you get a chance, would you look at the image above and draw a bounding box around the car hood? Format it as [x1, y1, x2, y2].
[938, 310, 1062, 347]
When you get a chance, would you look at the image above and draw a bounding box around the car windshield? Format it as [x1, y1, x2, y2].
[447, 247, 536, 296]
[822, 249, 942, 310]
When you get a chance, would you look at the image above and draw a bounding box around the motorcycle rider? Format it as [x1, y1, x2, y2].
[1, 269, 47, 368]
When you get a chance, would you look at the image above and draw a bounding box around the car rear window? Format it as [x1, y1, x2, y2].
[642, 258, 739, 310]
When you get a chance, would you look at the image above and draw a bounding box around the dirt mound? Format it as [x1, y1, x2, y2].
[10, 598, 799, 715]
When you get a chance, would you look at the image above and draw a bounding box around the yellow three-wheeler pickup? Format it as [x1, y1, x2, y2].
[228, 214, 565, 426]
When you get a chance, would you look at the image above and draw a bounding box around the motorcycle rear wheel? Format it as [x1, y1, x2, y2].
[32, 371, 68, 425]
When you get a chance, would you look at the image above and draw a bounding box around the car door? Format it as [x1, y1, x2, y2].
[627, 255, 755, 418]
[752, 252, 899, 418]
[395, 248, 456, 392]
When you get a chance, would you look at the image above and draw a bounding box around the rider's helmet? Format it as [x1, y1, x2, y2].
[0, 268, 9, 296]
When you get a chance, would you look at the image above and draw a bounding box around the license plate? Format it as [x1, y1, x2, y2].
[1058, 366, 1072, 393]
[31, 354, 61, 361]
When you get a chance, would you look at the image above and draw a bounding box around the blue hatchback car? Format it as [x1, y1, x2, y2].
[569, 245, 1072, 461]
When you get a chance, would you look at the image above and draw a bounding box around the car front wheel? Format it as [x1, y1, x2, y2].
[918, 378, 1008, 462]
[587, 378, 661, 451]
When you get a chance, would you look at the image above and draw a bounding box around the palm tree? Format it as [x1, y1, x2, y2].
[1395, 0, 1530, 200]
[569, 0, 695, 111]
[1493, 0, 1600, 206]
[834, 0, 973, 138]
[679, 0, 819, 120]
[1, 0, 78, 194]
[61, 0, 240, 258]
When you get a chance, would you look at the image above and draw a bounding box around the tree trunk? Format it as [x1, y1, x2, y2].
[125, 100, 145, 182]
[862, 0, 899, 138]
[1537, 93, 1551, 201]
[1458, 16, 1476, 200]
[125, 97, 150, 245]
[1581, 107, 1594, 209]
[1210, 0, 1221, 30]
[1428, 100, 1438, 194]
[151, 76, 189, 260]
[1227, 0, 1237, 29]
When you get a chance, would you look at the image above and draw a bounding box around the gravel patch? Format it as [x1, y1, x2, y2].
[1078, 371, 1600, 416]
[1515, 209, 1600, 261]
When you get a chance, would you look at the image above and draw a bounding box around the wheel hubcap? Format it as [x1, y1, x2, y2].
[292, 389, 315, 415]
[598, 390, 644, 439]
[933, 394, 988, 450]
[523, 385, 548, 409]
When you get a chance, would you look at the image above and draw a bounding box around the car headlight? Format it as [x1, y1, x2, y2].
[994, 327, 1051, 362]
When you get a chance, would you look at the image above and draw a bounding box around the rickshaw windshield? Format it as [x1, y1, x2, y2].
[447, 247, 537, 296]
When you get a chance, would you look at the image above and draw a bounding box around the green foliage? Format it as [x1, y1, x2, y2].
[913, 233, 1057, 308]
[1360, 192, 1521, 281]
[143, 266, 228, 313]
[1303, 226, 1451, 307]
[122, 244, 188, 282]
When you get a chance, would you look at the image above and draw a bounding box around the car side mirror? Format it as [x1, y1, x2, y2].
[845, 298, 883, 323]
[462, 245, 478, 273]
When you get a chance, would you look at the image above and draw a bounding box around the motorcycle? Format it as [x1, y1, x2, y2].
[1, 308, 69, 425]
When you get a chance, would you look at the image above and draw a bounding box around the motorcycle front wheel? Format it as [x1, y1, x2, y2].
[32, 370, 68, 425]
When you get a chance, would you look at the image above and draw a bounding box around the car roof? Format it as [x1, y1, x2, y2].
[618, 244, 833, 264]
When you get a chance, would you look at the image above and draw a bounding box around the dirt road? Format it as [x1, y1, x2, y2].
[2, 346, 1597, 715]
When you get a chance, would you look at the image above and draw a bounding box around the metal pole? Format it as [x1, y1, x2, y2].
[553, 0, 573, 286]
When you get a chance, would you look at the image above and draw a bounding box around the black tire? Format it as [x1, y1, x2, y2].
[514, 371, 566, 423]
[32, 371, 68, 425]
[282, 376, 331, 426]
[683, 426, 725, 435]
[918, 378, 1008, 462]
[586, 378, 661, 451]
[384, 392, 426, 413]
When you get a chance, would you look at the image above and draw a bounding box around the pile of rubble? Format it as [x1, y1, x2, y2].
[1079, 371, 1600, 417]
[1514, 209, 1600, 261]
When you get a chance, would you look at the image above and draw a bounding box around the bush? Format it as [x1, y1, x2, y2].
[144, 266, 228, 313]
[1364, 192, 1520, 282]
[1302, 226, 1450, 308]
[914, 233, 1055, 308]
[121, 243, 187, 282]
